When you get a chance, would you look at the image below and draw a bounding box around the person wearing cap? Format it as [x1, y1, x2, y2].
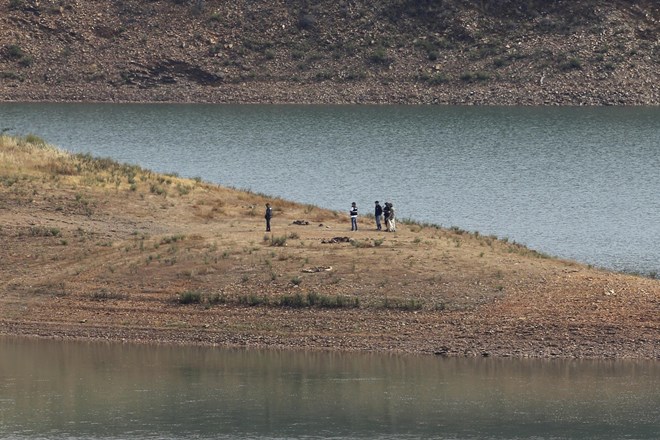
[374, 201, 383, 230]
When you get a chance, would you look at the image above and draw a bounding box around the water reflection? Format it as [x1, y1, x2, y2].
[1, 337, 658, 439]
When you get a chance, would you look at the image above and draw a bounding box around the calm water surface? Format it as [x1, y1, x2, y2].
[1, 104, 658, 274]
[1, 337, 658, 439]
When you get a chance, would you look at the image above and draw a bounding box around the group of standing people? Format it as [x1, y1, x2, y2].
[373, 200, 396, 232]
[264, 200, 395, 232]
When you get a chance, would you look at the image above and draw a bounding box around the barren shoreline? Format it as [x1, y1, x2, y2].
[1, 135, 658, 358]
[2, 78, 659, 106]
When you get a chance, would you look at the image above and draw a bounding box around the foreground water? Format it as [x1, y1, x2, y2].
[1, 104, 658, 274]
[1, 337, 658, 440]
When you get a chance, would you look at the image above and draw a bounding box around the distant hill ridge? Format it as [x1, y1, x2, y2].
[1, 0, 658, 104]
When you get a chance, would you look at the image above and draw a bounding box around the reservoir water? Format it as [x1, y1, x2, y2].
[1, 103, 658, 274]
[1, 337, 658, 440]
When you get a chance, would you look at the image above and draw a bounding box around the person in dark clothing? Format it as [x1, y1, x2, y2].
[387, 202, 396, 232]
[374, 201, 383, 230]
[350, 202, 358, 231]
[265, 203, 272, 232]
[382, 202, 391, 232]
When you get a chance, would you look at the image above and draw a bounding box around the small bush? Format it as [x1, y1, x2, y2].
[150, 184, 166, 195]
[0, 71, 23, 81]
[178, 290, 202, 304]
[7, 44, 24, 59]
[24, 133, 47, 146]
[382, 297, 424, 311]
[493, 57, 508, 68]
[279, 293, 307, 307]
[238, 294, 267, 306]
[270, 235, 287, 246]
[559, 57, 582, 71]
[368, 47, 390, 65]
[427, 72, 449, 85]
[160, 234, 185, 244]
[208, 293, 226, 305]
[460, 71, 491, 82]
[350, 239, 372, 248]
[89, 290, 128, 301]
[18, 55, 33, 67]
[344, 70, 367, 81]
[312, 294, 359, 309]
[27, 226, 60, 237]
[298, 13, 316, 30]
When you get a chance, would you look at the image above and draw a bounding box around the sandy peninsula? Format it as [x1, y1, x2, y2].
[1, 134, 658, 358]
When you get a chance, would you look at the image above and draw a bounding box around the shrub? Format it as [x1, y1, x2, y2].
[559, 57, 582, 71]
[350, 239, 372, 248]
[298, 13, 316, 30]
[160, 234, 185, 244]
[460, 71, 491, 82]
[150, 184, 165, 195]
[279, 293, 307, 307]
[19, 55, 33, 67]
[270, 235, 287, 246]
[0, 71, 23, 81]
[7, 44, 24, 59]
[427, 72, 449, 85]
[382, 297, 424, 311]
[368, 47, 390, 65]
[307, 292, 358, 308]
[89, 290, 128, 301]
[178, 290, 202, 304]
[345, 70, 366, 81]
[26, 226, 60, 237]
[208, 293, 226, 305]
[493, 57, 508, 68]
[291, 49, 305, 60]
[313, 294, 359, 308]
[238, 294, 267, 306]
[24, 134, 47, 146]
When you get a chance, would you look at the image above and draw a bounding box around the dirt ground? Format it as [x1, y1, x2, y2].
[1, 135, 658, 358]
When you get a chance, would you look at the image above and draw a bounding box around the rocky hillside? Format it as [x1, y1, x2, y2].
[1, 0, 658, 105]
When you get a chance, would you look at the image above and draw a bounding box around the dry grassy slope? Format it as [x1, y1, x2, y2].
[1, 135, 658, 358]
[0, 0, 658, 104]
